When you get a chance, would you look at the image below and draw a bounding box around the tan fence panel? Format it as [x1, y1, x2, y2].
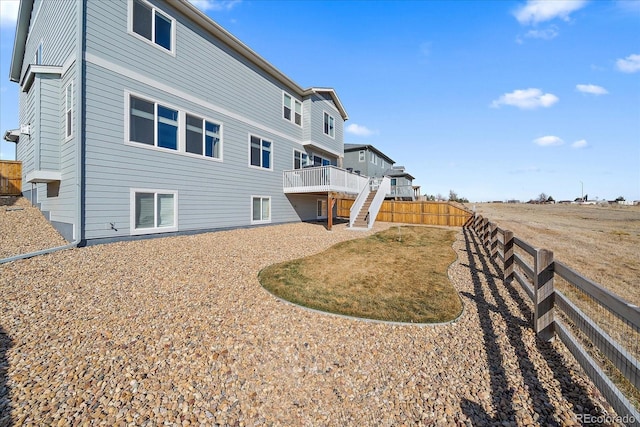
[338, 199, 473, 227]
[0, 161, 22, 196]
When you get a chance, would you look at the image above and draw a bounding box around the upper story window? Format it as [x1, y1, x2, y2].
[130, 0, 175, 53]
[65, 82, 73, 140]
[358, 150, 365, 162]
[370, 152, 378, 165]
[293, 150, 309, 169]
[323, 112, 335, 138]
[283, 92, 302, 126]
[34, 43, 42, 65]
[129, 95, 178, 150]
[186, 114, 222, 159]
[250, 135, 272, 170]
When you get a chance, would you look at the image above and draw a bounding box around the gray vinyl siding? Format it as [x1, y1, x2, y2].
[343, 150, 365, 174]
[307, 93, 344, 155]
[80, 0, 340, 239]
[15, 0, 78, 236]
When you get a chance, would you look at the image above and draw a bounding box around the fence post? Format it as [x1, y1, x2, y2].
[482, 217, 490, 247]
[534, 248, 555, 341]
[489, 222, 498, 258]
[503, 230, 514, 285]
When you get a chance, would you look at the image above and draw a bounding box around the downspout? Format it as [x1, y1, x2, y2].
[1, 1, 86, 265]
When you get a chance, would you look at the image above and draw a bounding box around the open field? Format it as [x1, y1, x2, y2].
[474, 203, 640, 306]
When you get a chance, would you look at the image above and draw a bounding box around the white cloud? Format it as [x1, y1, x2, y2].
[533, 135, 564, 147]
[0, 0, 19, 28]
[525, 26, 559, 40]
[491, 88, 559, 109]
[514, 0, 588, 25]
[346, 123, 376, 137]
[188, 0, 241, 12]
[576, 84, 608, 95]
[572, 139, 588, 148]
[616, 53, 640, 73]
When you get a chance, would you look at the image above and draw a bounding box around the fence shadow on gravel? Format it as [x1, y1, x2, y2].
[459, 228, 599, 425]
[0, 325, 13, 426]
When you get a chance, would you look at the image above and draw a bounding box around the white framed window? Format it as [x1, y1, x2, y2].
[293, 149, 309, 169]
[128, 93, 179, 151]
[34, 42, 42, 65]
[249, 135, 273, 170]
[129, 0, 176, 54]
[186, 113, 222, 160]
[316, 199, 327, 219]
[251, 196, 271, 224]
[283, 92, 302, 126]
[64, 81, 73, 140]
[323, 111, 335, 138]
[371, 152, 377, 164]
[130, 189, 178, 235]
[358, 150, 365, 162]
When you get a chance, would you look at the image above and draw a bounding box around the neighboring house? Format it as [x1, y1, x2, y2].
[343, 143, 394, 178]
[5, 0, 369, 244]
[343, 143, 419, 200]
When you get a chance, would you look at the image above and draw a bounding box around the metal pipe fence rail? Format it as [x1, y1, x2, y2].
[468, 214, 640, 425]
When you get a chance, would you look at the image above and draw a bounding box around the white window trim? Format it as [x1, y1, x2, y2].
[358, 150, 365, 162]
[125, 91, 180, 152]
[251, 196, 271, 225]
[127, 0, 176, 56]
[64, 81, 73, 141]
[248, 134, 274, 171]
[124, 90, 225, 163]
[184, 112, 224, 162]
[34, 41, 43, 65]
[130, 189, 178, 235]
[282, 91, 302, 127]
[323, 111, 335, 139]
[292, 148, 310, 169]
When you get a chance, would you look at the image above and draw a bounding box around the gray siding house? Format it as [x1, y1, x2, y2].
[343, 143, 419, 200]
[6, 0, 364, 244]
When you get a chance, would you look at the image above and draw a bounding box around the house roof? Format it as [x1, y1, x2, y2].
[344, 144, 395, 164]
[385, 167, 415, 180]
[9, 0, 349, 121]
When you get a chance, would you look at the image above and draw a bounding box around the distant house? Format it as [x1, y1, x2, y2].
[343, 144, 420, 200]
[4, 0, 376, 243]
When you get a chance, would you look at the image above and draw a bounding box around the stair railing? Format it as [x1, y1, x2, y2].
[349, 178, 372, 228]
[367, 177, 391, 228]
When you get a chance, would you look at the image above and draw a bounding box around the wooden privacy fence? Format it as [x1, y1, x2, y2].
[338, 199, 473, 227]
[0, 161, 22, 196]
[469, 214, 640, 425]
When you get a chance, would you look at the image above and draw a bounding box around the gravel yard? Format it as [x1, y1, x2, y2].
[0, 217, 616, 425]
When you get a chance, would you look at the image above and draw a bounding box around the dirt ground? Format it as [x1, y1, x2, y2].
[473, 202, 640, 306]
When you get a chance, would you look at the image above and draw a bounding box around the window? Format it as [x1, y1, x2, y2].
[283, 92, 302, 126]
[371, 152, 377, 164]
[251, 196, 271, 224]
[358, 150, 365, 162]
[131, 0, 174, 52]
[131, 190, 177, 234]
[34, 43, 42, 65]
[186, 114, 221, 159]
[391, 178, 397, 186]
[294, 150, 309, 169]
[250, 135, 272, 170]
[323, 112, 335, 138]
[64, 82, 73, 140]
[129, 95, 178, 150]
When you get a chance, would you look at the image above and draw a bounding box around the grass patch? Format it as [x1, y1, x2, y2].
[259, 226, 462, 323]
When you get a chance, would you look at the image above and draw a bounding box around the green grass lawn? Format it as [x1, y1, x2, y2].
[259, 226, 462, 323]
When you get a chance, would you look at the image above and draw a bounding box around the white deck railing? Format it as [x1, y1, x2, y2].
[390, 185, 415, 200]
[283, 166, 369, 194]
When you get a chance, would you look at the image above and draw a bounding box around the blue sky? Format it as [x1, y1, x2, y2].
[1, 0, 639, 202]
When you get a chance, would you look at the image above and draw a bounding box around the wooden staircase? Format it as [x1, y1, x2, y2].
[351, 192, 376, 228]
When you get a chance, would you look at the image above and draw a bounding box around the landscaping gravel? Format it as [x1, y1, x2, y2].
[0, 218, 617, 425]
[0, 196, 67, 259]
